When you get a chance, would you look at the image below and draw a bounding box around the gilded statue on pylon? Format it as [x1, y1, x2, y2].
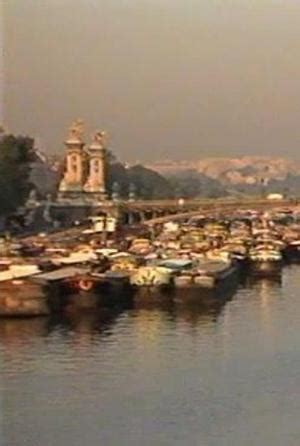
[93, 130, 107, 148]
[68, 119, 84, 141]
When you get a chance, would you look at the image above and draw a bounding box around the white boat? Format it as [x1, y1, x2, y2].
[249, 250, 282, 262]
[249, 245, 282, 276]
[0, 264, 41, 282]
[173, 259, 237, 290]
[174, 260, 238, 304]
[0, 278, 49, 317]
[205, 249, 231, 263]
[158, 259, 193, 272]
[51, 250, 98, 265]
[193, 260, 237, 289]
[0, 264, 49, 317]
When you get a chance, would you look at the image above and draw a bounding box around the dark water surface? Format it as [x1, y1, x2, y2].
[1, 266, 300, 446]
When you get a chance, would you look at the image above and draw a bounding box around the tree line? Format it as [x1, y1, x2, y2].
[0, 131, 35, 216]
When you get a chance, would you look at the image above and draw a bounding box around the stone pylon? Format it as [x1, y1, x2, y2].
[58, 120, 86, 195]
[83, 130, 107, 199]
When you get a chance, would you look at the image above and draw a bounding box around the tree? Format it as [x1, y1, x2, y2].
[106, 159, 174, 199]
[127, 164, 174, 199]
[106, 161, 129, 197]
[0, 133, 35, 215]
[167, 170, 227, 198]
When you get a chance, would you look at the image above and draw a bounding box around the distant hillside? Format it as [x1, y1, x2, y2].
[32, 154, 300, 200]
[148, 156, 300, 187]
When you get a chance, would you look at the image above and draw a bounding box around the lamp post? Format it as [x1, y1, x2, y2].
[128, 183, 137, 202]
[112, 181, 121, 202]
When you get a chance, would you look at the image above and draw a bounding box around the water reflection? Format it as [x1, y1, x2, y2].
[0, 317, 48, 347]
[0, 285, 239, 349]
[47, 304, 131, 339]
[0, 274, 284, 350]
[2, 268, 300, 446]
[174, 299, 227, 327]
[244, 274, 282, 290]
[0, 306, 130, 355]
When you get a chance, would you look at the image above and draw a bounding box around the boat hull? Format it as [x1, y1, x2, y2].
[46, 275, 132, 312]
[0, 280, 50, 317]
[174, 265, 239, 304]
[285, 245, 300, 263]
[249, 260, 282, 277]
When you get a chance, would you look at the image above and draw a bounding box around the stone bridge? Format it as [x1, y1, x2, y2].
[49, 198, 299, 227]
[119, 198, 298, 225]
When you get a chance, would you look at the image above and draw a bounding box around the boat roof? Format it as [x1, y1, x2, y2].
[197, 260, 232, 274]
[33, 266, 89, 282]
[110, 252, 133, 259]
[95, 248, 118, 256]
[159, 259, 193, 268]
[104, 270, 129, 279]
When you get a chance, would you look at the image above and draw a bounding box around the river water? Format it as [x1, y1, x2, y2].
[1, 265, 300, 446]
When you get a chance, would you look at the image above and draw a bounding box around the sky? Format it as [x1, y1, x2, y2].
[3, 0, 300, 161]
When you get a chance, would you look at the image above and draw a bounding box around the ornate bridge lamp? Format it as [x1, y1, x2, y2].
[128, 182, 137, 202]
[112, 181, 121, 202]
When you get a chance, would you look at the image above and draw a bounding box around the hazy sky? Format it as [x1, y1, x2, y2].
[3, 0, 300, 161]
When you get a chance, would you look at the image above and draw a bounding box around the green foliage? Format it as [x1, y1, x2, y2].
[106, 162, 129, 197]
[0, 134, 35, 215]
[106, 162, 174, 199]
[127, 164, 174, 199]
[106, 161, 229, 200]
[167, 170, 227, 198]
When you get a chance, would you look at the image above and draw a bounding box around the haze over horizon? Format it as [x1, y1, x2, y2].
[3, 0, 300, 161]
